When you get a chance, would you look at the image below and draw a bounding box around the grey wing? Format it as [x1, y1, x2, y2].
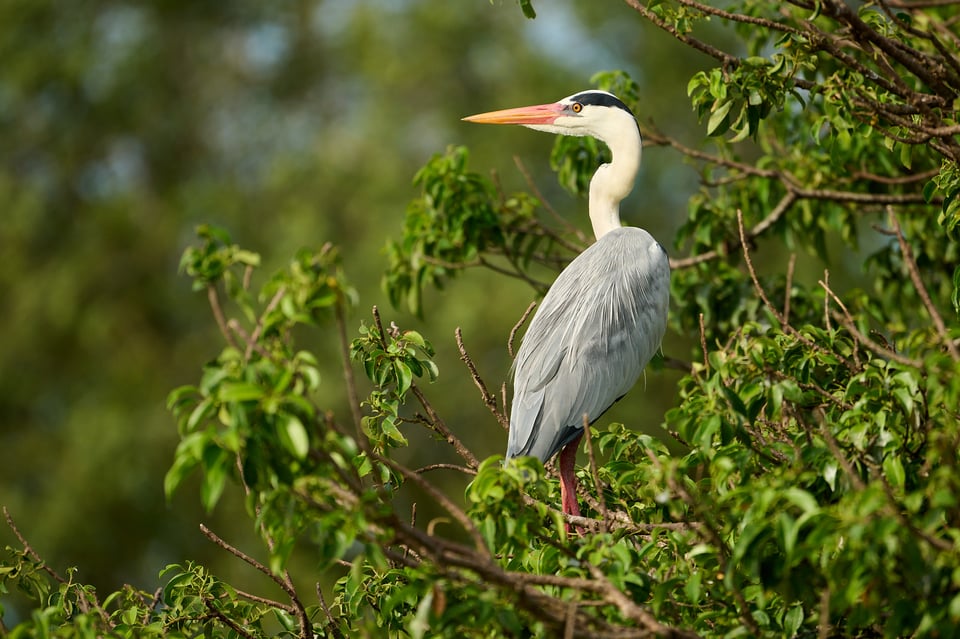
[508, 228, 670, 463]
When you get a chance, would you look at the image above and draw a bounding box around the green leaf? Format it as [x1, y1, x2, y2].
[882, 455, 905, 492]
[279, 413, 310, 459]
[783, 488, 818, 514]
[200, 445, 230, 511]
[707, 100, 733, 136]
[394, 360, 413, 395]
[164, 452, 199, 499]
[217, 382, 265, 403]
[784, 602, 804, 636]
[409, 589, 433, 639]
[381, 417, 408, 445]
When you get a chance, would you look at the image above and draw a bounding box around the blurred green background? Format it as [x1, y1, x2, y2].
[0, 0, 713, 616]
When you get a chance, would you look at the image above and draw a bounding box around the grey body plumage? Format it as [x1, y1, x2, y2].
[508, 227, 670, 462]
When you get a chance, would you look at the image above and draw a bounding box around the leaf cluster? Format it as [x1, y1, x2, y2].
[384, 145, 567, 316]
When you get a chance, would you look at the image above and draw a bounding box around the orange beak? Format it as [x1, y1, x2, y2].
[462, 102, 564, 125]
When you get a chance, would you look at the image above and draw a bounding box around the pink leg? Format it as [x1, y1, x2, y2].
[558, 431, 584, 535]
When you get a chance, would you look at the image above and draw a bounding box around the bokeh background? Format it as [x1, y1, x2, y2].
[0, 0, 717, 618]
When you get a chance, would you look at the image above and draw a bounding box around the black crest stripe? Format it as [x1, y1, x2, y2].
[570, 91, 635, 118]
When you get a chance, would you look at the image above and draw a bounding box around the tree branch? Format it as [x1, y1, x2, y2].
[456, 327, 510, 431]
[887, 207, 960, 361]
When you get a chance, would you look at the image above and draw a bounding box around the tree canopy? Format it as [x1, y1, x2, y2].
[3, 0, 960, 637]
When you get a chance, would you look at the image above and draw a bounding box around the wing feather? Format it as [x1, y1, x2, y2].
[507, 227, 670, 462]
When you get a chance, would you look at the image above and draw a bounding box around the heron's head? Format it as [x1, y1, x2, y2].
[462, 90, 637, 142]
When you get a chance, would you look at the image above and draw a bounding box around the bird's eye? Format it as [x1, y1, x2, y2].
[571, 102, 583, 113]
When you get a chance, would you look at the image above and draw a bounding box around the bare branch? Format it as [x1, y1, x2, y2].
[513, 155, 590, 249]
[784, 253, 796, 324]
[3, 507, 109, 623]
[414, 462, 477, 475]
[676, 0, 804, 35]
[581, 418, 610, 533]
[738, 209, 857, 372]
[509, 300, 538, 359]
[698, 313, 708, 371]
[204, 600, 258, 639]
[887, 207, 960, 361]
[818, 586, 832, 639]
[671, 192, 796, 270]
[199, 524, 313, 639]
[456, 327, 510, 431]
[315, 583, 346, 639]
[826, 307, 924, 368]
[335, 297, 365, 439]
[622, 0, 739, 67]
[207, 285, 240, 351]
[227, 319, 274, 361]
[410, 381, 479, 468]
[245, 285, 286, 362]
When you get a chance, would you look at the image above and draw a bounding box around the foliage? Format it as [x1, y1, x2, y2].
[4, 1, 960, 638]
[384, 146, 551, 316]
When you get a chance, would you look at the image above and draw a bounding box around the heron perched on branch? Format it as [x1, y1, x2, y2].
[464, 90, 670, 532]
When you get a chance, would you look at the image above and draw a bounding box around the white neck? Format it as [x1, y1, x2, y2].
[588, 123, 641, 239]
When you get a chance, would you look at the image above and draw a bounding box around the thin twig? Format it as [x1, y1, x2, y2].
[244, 285, 286, 362]
[644, 449, 762, 636]
[200, 523, 284, 587]
[410, 382, 479, 468]
[818, 275, 862, 367]
[371, 305, 389, 350]
[671, 192, 796, 270]
[852, 167, 939, 185]
[513, 156, 590, 248]
[583, 561, 677, 634]
[456, 327, 510, 430]
[509, 300, 538, 359]
[501, 382, 509, 426]
[234, 588, 295, 612]
[828, 308, 923, 368]
[818, 587, 832, 639]
[207, 285, 240, 351]
[784, 254, 796, 324]
[563, 599, 577, 639]
[375, 453, 490, 557]
[738, 209, 787, 328]
[822, 270, 832, 332]
[316, 583, 346, 639]
[2, 507, 109, 623]
[817, 412, 867, 492]
[336, 299, 365, 440]
[581, 418, 610, 533]
[414, 463, 477, 475]
[204, 600, 257, 639]
[888, 207, 960, 361]
[227, 320, 273, 361]
[622, 0, 740, 67]
[870, 457, 954, 552]
[738, 209, 857, 372]
[142, 587, 163, 626]
[4, 507, 68, 584]
[676, 0, 804, 35]
[199, 524, 313, 639]
[698, 313, 708, 370]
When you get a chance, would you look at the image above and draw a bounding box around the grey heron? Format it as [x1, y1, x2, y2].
[463, 90, 670, 532]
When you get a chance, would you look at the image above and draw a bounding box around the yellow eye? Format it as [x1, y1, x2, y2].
[572, 102, 583, 113]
